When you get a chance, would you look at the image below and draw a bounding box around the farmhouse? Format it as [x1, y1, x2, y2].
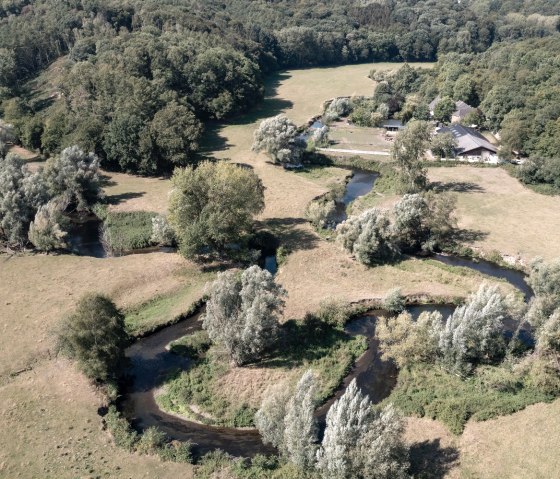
[436, 124, 499, 163]
[429, 96, 476, 123]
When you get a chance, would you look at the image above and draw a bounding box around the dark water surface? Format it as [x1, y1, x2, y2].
[123, 313, 274, 456]
[67, 215, 106, 258]
[433, 254, 533, 300]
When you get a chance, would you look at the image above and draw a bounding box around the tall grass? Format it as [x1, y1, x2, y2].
[382, 364, 555, 434]
[101, 211, 158, 254]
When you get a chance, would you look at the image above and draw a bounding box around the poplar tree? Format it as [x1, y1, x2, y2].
[283, 370, 319, 469]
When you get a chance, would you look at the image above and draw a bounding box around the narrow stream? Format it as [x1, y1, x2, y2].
[433, 253, 533, 300]
[122, 312, 274, 456]
[119, 165, 535, 458]
[335, 169, 378, 223]
[66, 215, 106, 258]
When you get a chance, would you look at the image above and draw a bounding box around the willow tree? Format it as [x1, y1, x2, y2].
[203, 265, 285, 366]
[168, 161, 264, 259]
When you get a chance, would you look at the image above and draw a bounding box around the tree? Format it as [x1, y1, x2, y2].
[325, 98, 352, 122]
[390, 120, 431, 193]
[536, 309, 560, 355]
[430, 132, 457, 159]
[377, 311, 443, 369]
[526, 258, 560, 329]
[433, 97, 456, 123]
[43, 145, 101, 211]
[28, 198, 68, 251]
[203, 265, 285, 366]
[311, 125, 329, 147]
[439, 283, 510, 375]
[283, 370, 319, 469]
[336, 208, 398, 266]
[391, 194, 429, 252]
[168, 161, 264, 259]
[150, 215, 175, 246]
[149, 101, 203, 166]
[453, 74, 477, 105]
[56, 294, 128, 381]
[0, 153, 36, 244]
[316, 379, 408, 479]
[252, 114, 304, 165]
[255, 382, 292, 449]
[355, 404, 409, 479]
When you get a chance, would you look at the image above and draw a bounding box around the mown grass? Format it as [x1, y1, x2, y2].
[382, 364, 555, 435]
[102, 211, 158, 254]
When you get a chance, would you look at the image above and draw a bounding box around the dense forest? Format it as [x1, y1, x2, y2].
[1, 0, 560, 174]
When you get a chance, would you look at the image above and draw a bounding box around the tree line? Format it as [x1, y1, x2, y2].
[1, 0, 559, 175]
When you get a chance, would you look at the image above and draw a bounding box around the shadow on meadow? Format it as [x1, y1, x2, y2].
[408, 438, 460, 479]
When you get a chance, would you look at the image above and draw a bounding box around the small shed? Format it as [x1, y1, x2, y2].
[382, 119, 404, 132]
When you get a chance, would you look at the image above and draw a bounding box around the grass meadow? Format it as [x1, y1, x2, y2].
[2, 61, 560, 478]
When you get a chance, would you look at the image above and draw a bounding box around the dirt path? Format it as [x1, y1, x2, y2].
[317, 147, 390, 155]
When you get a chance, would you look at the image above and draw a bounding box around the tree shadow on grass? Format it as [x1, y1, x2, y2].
[99, 173, 117, 188]
[430, 181, 485, 193]
[106, 191, 145, 205]
[452, 228, 489, 243]
[408, 439, 460, 479]
[258, 217, 319, 252]
[262, 317, 350, 369]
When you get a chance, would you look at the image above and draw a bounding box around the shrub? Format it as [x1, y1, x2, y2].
[28, 198, 68, 251]
[136, 426, 166, 455]
[56, 294, 128, 381]
[157, 440, 194, 463]
[315, 300, 353, 327]
[105, 406, 139, 452]
[383, 288, 405, 314]
[150, 214, 176, 246]
[169, 330, 212, 358]
[305, 199, 338, 229]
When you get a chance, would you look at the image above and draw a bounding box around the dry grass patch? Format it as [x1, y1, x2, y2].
[0, 360, 193, 478]
[428, 166, 560, 261]
[276, 240, 514, 320]
[8, 145, 39, 161]
[0, 252, 205, 376]
[459, 398, 560, 478]
[329, 124, 392, 153]
[102, 170, 172, 214]
[405, 417, 460, 479]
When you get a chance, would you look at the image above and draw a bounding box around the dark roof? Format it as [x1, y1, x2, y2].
[382, 119, 404, 128]
[436, 124, 498, 155]
[453, 100, 476, 119]
[429, 96, 476, 119]
[429, 95, 441, 111]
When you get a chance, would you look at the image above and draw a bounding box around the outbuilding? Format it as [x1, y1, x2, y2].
[436, 124, 499, 164]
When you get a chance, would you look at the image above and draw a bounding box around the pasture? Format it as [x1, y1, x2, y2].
[2, 61, 559, 478]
